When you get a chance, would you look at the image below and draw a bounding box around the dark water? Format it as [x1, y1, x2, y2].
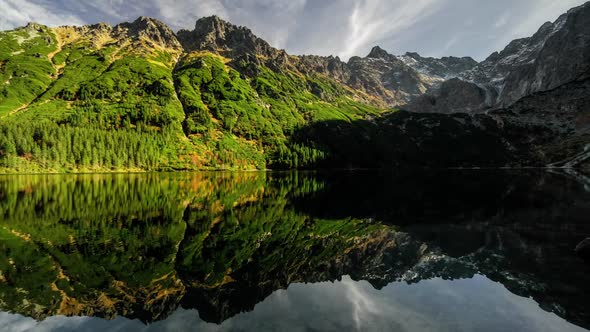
[0, 170, 589, 332]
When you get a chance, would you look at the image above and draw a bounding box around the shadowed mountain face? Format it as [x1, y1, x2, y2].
[286, 77, 590, 170]
[0, 171, 589, 328]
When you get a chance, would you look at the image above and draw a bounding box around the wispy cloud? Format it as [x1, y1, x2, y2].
[221, 0, 307, 49]
[339, 0, 442, 59]
[0, 0, 85, 30]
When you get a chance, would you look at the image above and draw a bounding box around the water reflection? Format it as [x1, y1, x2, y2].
[0, 170, 588, 331]
[2, 276, 586, 332]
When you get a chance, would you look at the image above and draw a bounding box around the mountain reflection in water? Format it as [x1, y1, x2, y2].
[0, 170, 588, 331]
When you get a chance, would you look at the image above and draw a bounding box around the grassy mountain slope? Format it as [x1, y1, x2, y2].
[0, 20, 386, 173]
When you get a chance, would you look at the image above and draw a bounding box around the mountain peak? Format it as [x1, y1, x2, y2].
[189, 15, 243, 41]
[116, 16, 181, 50]
[178, 15, 276, 57]
[404, 52, 421, 59]
[124, 16, 171, 31]
[367, 46, 391, 59]
[195, 15, 228, 26]
[21, 22, 51, 34]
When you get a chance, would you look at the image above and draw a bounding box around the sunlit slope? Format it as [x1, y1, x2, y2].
[0, 20, 386, 172]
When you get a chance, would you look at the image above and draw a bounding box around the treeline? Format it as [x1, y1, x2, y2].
[270, 143, 327, 169]
[0, 121, 170, 171]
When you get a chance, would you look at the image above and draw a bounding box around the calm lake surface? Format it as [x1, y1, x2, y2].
[0, 170, 589, 332]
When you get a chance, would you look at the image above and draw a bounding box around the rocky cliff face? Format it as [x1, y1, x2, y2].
[54, 16, 183, 53]
[400, 52, 478, 79]
[345, 47, 430, 105]
[116, 16, 182, 50]
[406, 1, 590, 113]
[294, 46, 479, 106]
[177, 16, 278, 59]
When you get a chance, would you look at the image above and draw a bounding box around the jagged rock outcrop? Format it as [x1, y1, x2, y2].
[400, 52, 478, 79]
[296, 55, 350, 82]
[298, 46, 479, 106]
[115, 16, 182, 50]
[346, 46, 429, 105]
[177, 16, 279, 59]
[54, 17, 183, 53]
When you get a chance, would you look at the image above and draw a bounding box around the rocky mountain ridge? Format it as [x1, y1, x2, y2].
[172, 3, 589, 113]
[51, 16, 182, 54]
[25, 1, 589, 111]
[175, 17, 479, 106]
[173, 1, 590, 112]
[407, 1, 590, 113]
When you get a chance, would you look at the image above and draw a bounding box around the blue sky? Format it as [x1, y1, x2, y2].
[0, 0, 587, 60]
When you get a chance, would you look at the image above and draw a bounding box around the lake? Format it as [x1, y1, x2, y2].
[0, 170, 589, 332]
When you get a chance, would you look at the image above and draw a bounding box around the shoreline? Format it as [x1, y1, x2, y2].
[0, 166, 587, 176]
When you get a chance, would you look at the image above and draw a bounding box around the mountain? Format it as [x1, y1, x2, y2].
[405, 1, 590, 113]
[177, 16, 279, 58]
[0, 2, 589, 172]
[400, 52, 478, 79]
[0, 15, 386, 172]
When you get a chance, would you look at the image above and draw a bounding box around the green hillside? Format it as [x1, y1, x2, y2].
[0, 22, 386, 173]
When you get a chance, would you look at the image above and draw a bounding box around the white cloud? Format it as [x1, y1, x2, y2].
[342, 277, 381, 331]
[155, 0, 229, 30]
[0, 0, 85, 30]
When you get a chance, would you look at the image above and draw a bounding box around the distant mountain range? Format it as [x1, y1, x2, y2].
[0, 2, 588, 172]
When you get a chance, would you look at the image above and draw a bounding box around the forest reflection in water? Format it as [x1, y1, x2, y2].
[0, 170, 588, 331]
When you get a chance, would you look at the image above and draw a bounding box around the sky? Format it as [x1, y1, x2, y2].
[0, 0, 587, 61]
